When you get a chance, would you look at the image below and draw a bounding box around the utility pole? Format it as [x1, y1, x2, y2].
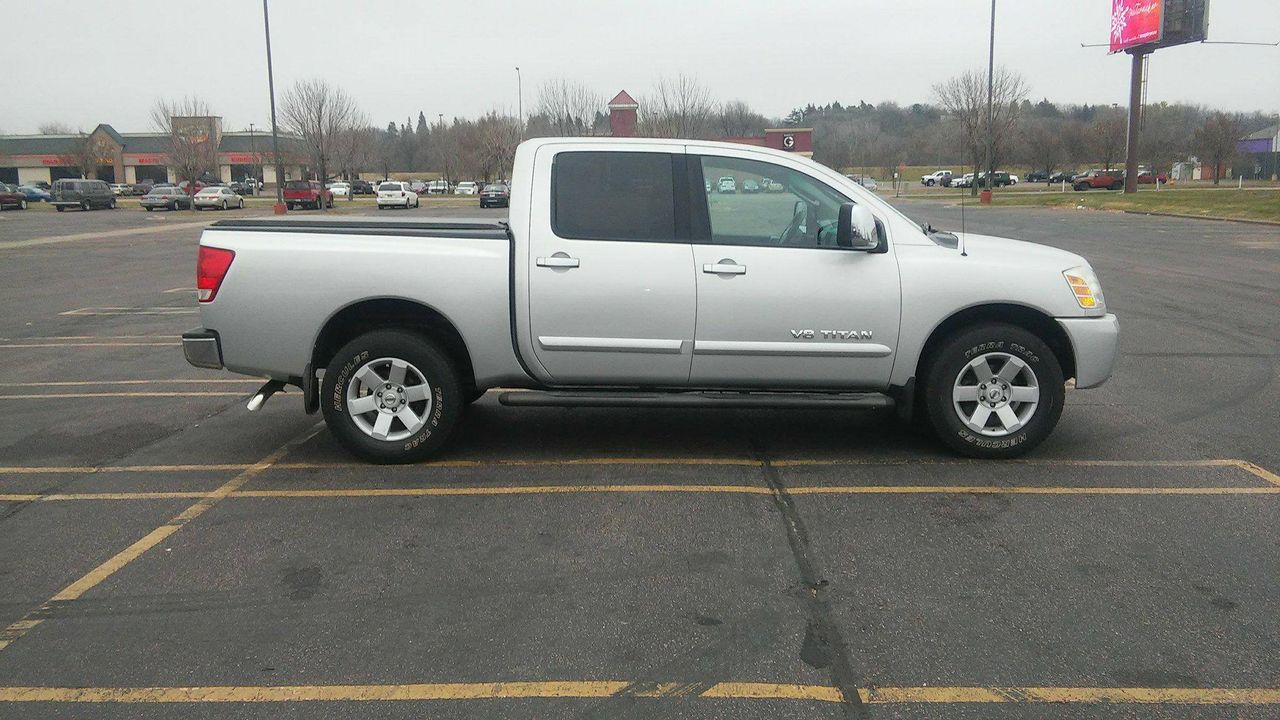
[1122, 49, 1146, 194]
[262, 0, 286, 213]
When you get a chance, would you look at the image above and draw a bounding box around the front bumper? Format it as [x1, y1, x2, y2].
[1057, 314, 1119, 389]
[182, 329, 224, 369]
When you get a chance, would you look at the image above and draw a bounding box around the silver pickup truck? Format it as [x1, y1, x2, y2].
[184, 137, 1118, 463]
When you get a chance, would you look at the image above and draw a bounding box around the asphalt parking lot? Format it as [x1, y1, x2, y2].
[0, 197, 1277, 718]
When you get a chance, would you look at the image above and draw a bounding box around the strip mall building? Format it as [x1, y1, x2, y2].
[0, 118, 306, 187]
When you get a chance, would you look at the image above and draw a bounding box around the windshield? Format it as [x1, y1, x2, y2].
[285, 180, 310, 190]
[379, 183, 402, 191]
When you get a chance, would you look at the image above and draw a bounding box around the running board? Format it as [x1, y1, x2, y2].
[497, 390, 893, 410]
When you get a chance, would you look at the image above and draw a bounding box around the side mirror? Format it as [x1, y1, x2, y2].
[837, 203, 879, 251]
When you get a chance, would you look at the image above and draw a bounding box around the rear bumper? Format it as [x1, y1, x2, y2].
[182, 329, 224, 370]
[1057, 314, 1119, 389]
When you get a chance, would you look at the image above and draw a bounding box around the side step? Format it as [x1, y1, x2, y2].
[497, 390, 894, 410]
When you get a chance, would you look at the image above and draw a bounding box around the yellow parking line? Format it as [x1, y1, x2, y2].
[0, 682, 1276, 705]
[0, 464, 253, 474]
[0, 392, 249, 400]
[0, 380, 260, 387]
[0, 343, 178, 348]
[5, 485, 1279, 503]
[1234, 461, 1280, 487]
[0, 425, 321, 653]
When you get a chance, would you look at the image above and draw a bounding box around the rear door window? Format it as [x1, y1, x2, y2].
[552, 151, 675, 242]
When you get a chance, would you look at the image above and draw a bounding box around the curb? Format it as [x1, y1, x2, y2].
[1118, 209, 1280, 226]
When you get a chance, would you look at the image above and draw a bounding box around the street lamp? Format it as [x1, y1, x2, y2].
[262, 0, 286, 214]
[515, 66, 523, 140]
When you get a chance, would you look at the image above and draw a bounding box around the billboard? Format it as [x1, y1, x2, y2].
[1111, 0, 1209, 53]
[1110, 0, 1164, 53]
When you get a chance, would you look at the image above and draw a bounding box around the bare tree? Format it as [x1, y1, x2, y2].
[333, 123, 374, 200]
[1019, 118, 1064, 176]
[151, 97, 220, 208]
[38, 121, 74, 135]
[1194, 112, 1244, 185]
[280, 79, 361, 210]
[475, 111, 522, 181]
[56, 132, 114, 179]
[638, 75, 714, 138]
[716, 100, 769, 137]
[933, 67, 1029, 194]
[1090, 108, 1127, 170]
[537, 80, 604, 136]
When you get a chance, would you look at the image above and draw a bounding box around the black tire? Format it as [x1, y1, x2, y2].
[145, 206, 153, 211]
[920, 323, 1064, 459]
[321, 330, 463, 464]
[56, 205, 65, 212]
[81, 200, 90, 211]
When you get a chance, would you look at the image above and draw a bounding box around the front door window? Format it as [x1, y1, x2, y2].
[698, 156, 849, 248]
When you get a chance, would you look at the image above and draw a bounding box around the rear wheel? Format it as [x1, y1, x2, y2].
[19, 199, 27, 210]
[56, 205, 65, 212]
[81, 200, 90, 211]
[921, 323, 1064, 459]
[321, 330, 464, 464]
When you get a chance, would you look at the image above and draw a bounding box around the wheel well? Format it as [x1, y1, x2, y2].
[312, 298, 477, 395]
[916, 304, 1076, 383]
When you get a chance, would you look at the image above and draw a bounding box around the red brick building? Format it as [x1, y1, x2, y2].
[608, 89, 812, 157]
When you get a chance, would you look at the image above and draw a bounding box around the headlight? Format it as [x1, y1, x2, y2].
[1063, 265, 1104, 309]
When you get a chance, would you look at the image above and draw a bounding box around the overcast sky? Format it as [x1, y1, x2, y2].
[2, 0, 1277, 135]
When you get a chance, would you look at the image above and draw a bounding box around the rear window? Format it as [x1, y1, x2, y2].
[379, 183, 402, 191]
[284, 180, 310, 190]
[552, 152, 675, 242]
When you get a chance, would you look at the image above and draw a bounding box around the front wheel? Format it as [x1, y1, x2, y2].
[321, 330, 464, 464]
[19, 199, 27, 210]
[921, 323, 1064, 459]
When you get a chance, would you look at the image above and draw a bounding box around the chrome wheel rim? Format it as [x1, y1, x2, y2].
[345, 357, 433, 441]
[952, 352, 1039, 437]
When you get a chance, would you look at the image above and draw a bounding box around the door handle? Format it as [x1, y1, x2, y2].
[536, 253, 580, 268]
[702, 261, 746, 275]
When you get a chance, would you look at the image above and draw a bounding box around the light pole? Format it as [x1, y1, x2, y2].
[982, 0, 995, 202]
[262, 0, 286, 214]
[515, 66, 523, 140]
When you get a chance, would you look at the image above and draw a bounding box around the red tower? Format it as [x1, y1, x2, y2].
[608, 90, 638, 138]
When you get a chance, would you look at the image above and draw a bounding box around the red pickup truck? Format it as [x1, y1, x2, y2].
[1072, 170, 1125, 191]
[283, 180, 333, 210]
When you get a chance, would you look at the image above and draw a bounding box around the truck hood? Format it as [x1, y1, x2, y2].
[952, 232, 1086, 271]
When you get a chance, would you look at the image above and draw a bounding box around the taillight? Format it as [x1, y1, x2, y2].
[197, 246, 235, 302]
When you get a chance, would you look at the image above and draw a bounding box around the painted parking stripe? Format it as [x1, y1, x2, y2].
[0, 379, 260, 387]
[0, 682, 1276, 705]
[3, 485, 1279, 504]
[0, 392, 249, 400]
[0, 424, 322, 653]
[58, 307, 197, 316]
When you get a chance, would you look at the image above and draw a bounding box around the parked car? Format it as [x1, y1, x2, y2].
[1025, 170, 1051, 183]
[976, 171, 1012, 188]
[1136, 170, 1168, 185]
[1008, 174, 1020, 185]
[1047, 171, 1076, 185]
[1073, 170, 1125, 191]
[426, 180, 450, 195]
[741, 179, 761, 193]
[183, 136, 1117, 464]
[194, 186, 245, 211]
[0, 184, 30, 210]
[376, 181, 419, 210]
[26, 180, 51, 190]
[131, 181, 156, 195]
[454, 181, 479, 195]
[479, 183, 510, 208]
[140, 186, 193, 211]
[51, 178, 116, 211]
[109, 183, 131, 196]
[352, 180, 375, 195]
[327, 182, 351, 198]
[921, 170, 952, 186]
[951, 173, 975, 188]
[283, 180, 334, 210]
[16, 185, 52, 202]
[848, 175, 878, 191]
[716, 176, 736, 193]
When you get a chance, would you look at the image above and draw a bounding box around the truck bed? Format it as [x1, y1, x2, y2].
[210, 218, 510, 240]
